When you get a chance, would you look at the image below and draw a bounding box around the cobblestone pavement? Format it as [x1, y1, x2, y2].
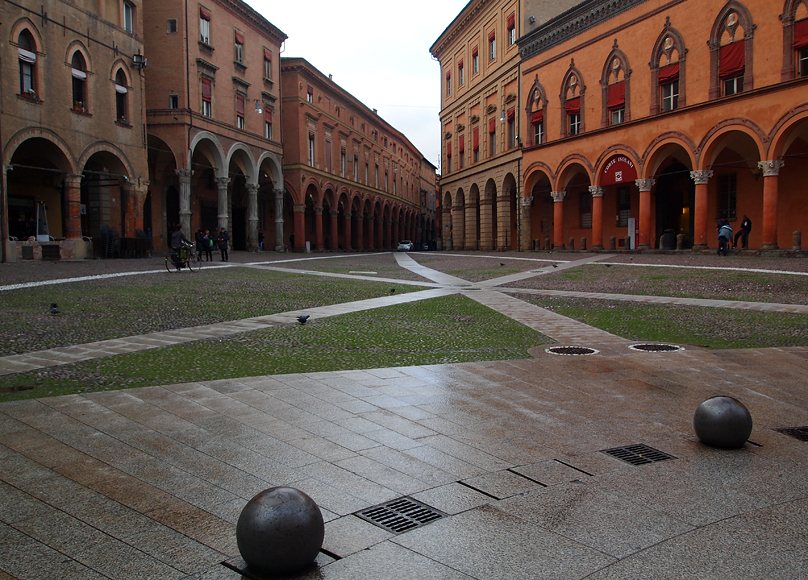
[1, 251, 808, 579]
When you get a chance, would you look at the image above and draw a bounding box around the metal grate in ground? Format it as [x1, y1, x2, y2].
[775, 426, 808, 442]
[545, 346, 599, 356]
[354, 497, 447, 534]
[629, 343, 684, 352]
[601, 444, 677, 466]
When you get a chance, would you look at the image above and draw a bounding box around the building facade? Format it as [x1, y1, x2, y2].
[280, 57, 432, 251]
[2, 0, 149, 261]
[143, 0, 286, 252]
[517, 0, 808, 252]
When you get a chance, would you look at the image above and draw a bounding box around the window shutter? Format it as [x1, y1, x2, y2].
[507, 13, 515, 29]
[719, 41, 745, 79]
[236, 94, 244, 115]
[201, 78, 212, 101]
[795, 18, 808, 49]
[531, 110, 543, 124]
[235, 30, 244, 44]
[488, 30, 495, 41]
[446, 71, 451, 79]
[607, 81, 625, 108]
[489, 118, 496, 133]
[658, 63, 679, 84]
[264, 48, 272, 60]
[459, 135, 465, 152]
[199, 6, 211, 20]
[473, 127, 479, 150]
[565, 97, 580, 114]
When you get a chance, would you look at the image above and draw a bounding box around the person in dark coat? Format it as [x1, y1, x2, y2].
[217, 228, 230, 261]
[717, 219, 732, 257]
[733, 215, 752, 249]
[203, 229, 214, 261]
[195, 229, 205, 255]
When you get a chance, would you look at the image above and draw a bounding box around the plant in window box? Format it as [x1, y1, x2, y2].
[74, 101, 86, 112]
[119, 116, 131, 126]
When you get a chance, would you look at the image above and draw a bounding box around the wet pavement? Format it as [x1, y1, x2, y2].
[1, 251, 808, 579]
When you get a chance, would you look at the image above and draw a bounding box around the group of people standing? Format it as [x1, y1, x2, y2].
[194, 228, 229, 261]
[717, 214, 752, 256]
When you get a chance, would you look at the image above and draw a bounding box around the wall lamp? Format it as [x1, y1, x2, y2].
[132, 52, 147, 68]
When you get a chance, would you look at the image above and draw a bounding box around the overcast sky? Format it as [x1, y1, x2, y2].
[249, 0, 470, 171]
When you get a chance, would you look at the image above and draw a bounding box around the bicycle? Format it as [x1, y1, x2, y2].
[165, 242, 201, 273]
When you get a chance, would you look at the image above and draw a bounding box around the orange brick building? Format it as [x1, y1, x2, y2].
[143, 0, 285, 252]
[2, 0, 149, 261]
[280, 57, 434, 251]
[517, 0, 808, 252]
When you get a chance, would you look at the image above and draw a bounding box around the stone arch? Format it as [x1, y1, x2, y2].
[641, 133, 699, 178]
[3, 127, 77, 171]
[78, 141, 135, 179]
[698, 120, 766, 171]
[226, 143, 257, 183]
[189, 131, 226, 175]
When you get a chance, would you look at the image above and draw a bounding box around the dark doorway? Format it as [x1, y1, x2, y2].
[165, 186, 179, 239]
[655, 161, 694, 248]
[232, 207, 247, 250]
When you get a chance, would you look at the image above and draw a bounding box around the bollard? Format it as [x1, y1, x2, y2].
[609, 236, 616, 250]
[624, 235, 631, 250]
[580, 237, 587, 250]
[568, 237, 575, 250]
[676, 233, 686, 250]
[794, 231, 802, 250]
[544, 237, 550, 250]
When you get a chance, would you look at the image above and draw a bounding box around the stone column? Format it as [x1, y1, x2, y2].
[293, 203, 305, 251]
[214, 176, 230, 235]
[635, 178, 655, 249]
[520, 196, 533, 251]
[759, 160, 784, 250]
[63, 173, 83, 239]
[453, 202, 465, 250]
[497, 194, 511, 250]
[355, 213, 363, 250]
[442, 206, 453, 250]
[344, 212, 353, 250]
[589, 186, 604, 250]
[551, 191, 566, 249]
[246, 183, 259, 251]
[690, 170, 713, 250]
[479, 200, 493, 250]
[465, 200, 479, 250]
[176, 169, 193, 236]
[330, 210, 339, 250]
[274, 188, 285, 251]
[375, 216, 383, 249]
[385, 218, 392, 249]
[314, 207, 324, 251]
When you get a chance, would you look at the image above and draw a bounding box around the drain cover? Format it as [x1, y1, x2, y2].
[601, 444, 677, 466]
[546, 346, 599, 356]
[354, 497, 447, 534]
[629, 344, 684, 352]
[775, 426, 808, 441]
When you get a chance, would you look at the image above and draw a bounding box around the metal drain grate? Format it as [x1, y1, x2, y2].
[601, 444, 677, 466]
[546, 346, 599, 356]
[775, 426, 808, 441]
[354, 497, 447, 534]
[629, 343, 684, 352]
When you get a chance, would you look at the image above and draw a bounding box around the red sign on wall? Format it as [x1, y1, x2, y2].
[601, 155, 637, 186]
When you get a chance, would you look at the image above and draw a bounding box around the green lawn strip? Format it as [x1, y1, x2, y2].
[272, 254, 431, 282]
[1, 269, 418, 356]
[0, 294, 553, 401]
[506, 264, 808, 304]
[521, 295, 808, 349]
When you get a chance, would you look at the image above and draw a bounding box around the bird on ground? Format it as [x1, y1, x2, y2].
[605, 264, 612, 268]
[390, 288, 396, 294]
[297, 315, 310, 325]
[500, 263, 505, 266]
[630, 256, 634, 261]
[552, 264, 558, 268]
[49, 303, 60, 314]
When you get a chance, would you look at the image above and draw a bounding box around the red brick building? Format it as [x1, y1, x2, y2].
[280, 57, 434, 251]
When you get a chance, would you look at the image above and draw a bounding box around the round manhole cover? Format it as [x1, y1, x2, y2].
[545, 346, 599, 356]
[629, 343, 684, 352]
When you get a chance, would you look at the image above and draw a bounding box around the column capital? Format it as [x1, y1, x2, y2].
[175, 168, 193, 182]
[689, 170, 713, 185]
[64, 173, 84, 185]
[521, 196, 534, 206]
[245, 183, 259, 194]
[273, 188, 285, 196]
[314, 207, 323, 215]
[634, 178, 655, 192]
[758, 160, 784, 177]
[214, 176, 231, 188]
[551, 191, 566, 203]
[588, 186, 604, 198]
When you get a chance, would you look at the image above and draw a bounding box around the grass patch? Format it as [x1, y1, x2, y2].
[522, 296, 808, 349]
[0, 295, 552, 401]
[0, 268, 417, 356]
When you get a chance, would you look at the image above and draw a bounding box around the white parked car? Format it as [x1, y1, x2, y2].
[397, 240, 413, 251]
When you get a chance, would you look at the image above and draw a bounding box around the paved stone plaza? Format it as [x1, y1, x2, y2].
[1, 252, 807, 579]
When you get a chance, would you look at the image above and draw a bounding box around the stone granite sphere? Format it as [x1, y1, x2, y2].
[693, 396, 753, 449]
[236, 487, 324, 576]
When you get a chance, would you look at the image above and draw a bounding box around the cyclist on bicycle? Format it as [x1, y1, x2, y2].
[170, 225, 193, 269]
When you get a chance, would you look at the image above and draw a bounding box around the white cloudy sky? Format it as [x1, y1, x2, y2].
[248, 0, 470, 171]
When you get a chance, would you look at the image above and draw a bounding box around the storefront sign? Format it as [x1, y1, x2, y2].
[602, 155, 637, 186]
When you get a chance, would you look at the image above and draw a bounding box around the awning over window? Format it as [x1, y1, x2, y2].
[458, 60, 463, 69]
[459, 135, 465, 152]
[507, 107, 515, 121]
[608, 81, 625, 109]
[264, 48, 272, 60]
[488, 30, 495, 41]
[199, 6, 211, 21]
[658, 63, 679, 84]
[235, 30, 244, 44]
[18, 48, 36, 63]
[201, 78, 212, 101]
[115, 84, 128, 94]
[531, 110, 543, 124]
[472, 46, 478, 57]
[507, 13, 515, 29]
[719, 41, 745, 79]
[473, 127, 479, 150]
[794, 18, 808, 49]
[71, 68, 87, 80]
[565, 97, 580, 114]
[447, 143, 452, 156]
[265, 108, 272, 122]
[236, 94, 244, 116]
[489, 118, 496, 133]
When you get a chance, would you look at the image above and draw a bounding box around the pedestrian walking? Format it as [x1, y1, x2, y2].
[733, 215, 752, 249]
[203, 229, 214, 261]
[717, 219, 732, 256]
[217, 228, 230, 261]
[195, 229, 205, 256]
[258, 230, 265, 251]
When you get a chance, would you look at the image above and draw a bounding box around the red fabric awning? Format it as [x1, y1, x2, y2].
[488, 30, 495, 41]
[236, 94, 244, 116]
[565, 97, 580, 114]
[658, 63, 679, 84]
[794, 18, 808, 49]
[446, 71, 451, 79]
[489, 118, 496, 133]
[507, 13, 515, 29]
[265, 108, 272, 122]
[201, 78, 212, 101]
[447, 143, 452, 156]
[507, 107, 515, 121]
[472, 46, 478, 57]
[458, 60, 463, 69]
[473, 127, 479, 150]
[719, 41, 745, 79]
[531, 110, 543, 124]
[264, 48, 272, 60]
[459, 135, 465, 152]
[199, 7, 211, 21]
[235, 30, 244, 44]
[608, 81, 625, 109]
[601, 154, 637, 186]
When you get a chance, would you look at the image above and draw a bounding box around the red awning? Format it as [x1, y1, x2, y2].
[199, 6, 211, 20]
[565, 97, 580, 114]
[458, 60, 463, 69]
[658, 63, 679, 84]
[472, 46, 478, 57]
[489, 118, 496, 133]
[488, 30, 496, 41]
[794, 18, 808, 49]
[201, 78, 212, 101]
[719, 41, 745, 79]
[235, 30, 244, 44]
[447, 143, 452, 156]
[507, 13, 515, 29]
[459, 135, 465, 152]
[265, 108, 272, 122]
[446, 71, 451, 79]
[531, 110, 543, 124]
[264, 48, 272, 60]
[236, 94, 244, 116]
[607, 81, 625, 109]
[473, 127, 479, 150]
[601, 154, 637, 186]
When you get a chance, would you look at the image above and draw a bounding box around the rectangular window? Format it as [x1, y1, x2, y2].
[234, 30, 244, 63]
[168, 18, 177, 33]
[341, 149, 346, 177]
[446, 154, 451, 174]
[169, 94, 179, 109]
[446, 72, 451, 96]
[385, 171, 388, 191]
[236, 93, 244, 129]
[717, 174, 737, 221]
[365, 162, 369, 184]
[472, 48, 479, 74]
[201, 77, 212, 117]
[507, 108, 515, 148]
[124, 1, 134, 32]
[661, 81, 679, 112]
[325, 139, 332, 173]
[617, 186, 631, 227]
[533, 121, 543, 144]
[611, 108, 625, 125]
[458, 62, 464, 86]
[375, 164, 379, 189]
[459, 135, 465, 168]
[264, 109, 273, 140]
[263, 50, 273, 79]
[307, 86, 313, 103]
[800, 47, 808, 77]
[199, 7, 211, 44]
[489, 118, 496, 157]
[568, 114, 580, 136]
[308, 133, 315, 167]
[489, 32, 496, 61]
[723, 76, 743, 96]
[579, 191, 592, 229]
[608, 81, 625, 125]
[507, 13, 516, 46]
[354, 155, 359, 181]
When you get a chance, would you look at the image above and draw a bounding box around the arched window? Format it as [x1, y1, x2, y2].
[525, 75, 547, 147]
[559, 63, 585, 138]
[115, 69, 128, 123]
[600, 44, 631, 127]
[71, 52, 87, 111]
[649, 20, 687, 115]
[17, 29, 37, 96]
[781, 0, 808, 80]
[709, 2, 754, 99]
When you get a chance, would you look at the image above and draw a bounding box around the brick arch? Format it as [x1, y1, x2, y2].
[555, 153, 594, 189]
[78, 141, 135, 178]
[698, 119, 766, 169]
[3, 127, 77, 171]
[641, 133, 698, 178]
[768, 102, 808, 156]
[594, 146, 641, 186]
